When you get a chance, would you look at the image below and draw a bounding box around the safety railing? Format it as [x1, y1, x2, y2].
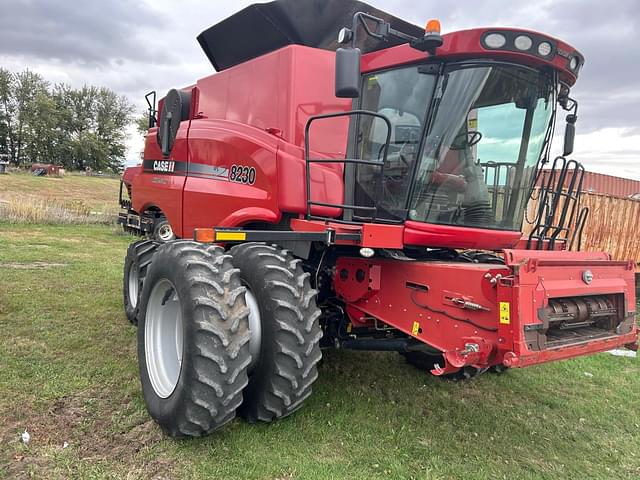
[527, 157, 589, 250]
[304, 110, 392, 224]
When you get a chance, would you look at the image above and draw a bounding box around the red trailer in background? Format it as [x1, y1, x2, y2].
[119, 0, 637, 438]
[30, 163, 65, 177]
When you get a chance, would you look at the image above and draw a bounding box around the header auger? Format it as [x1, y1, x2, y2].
[119, 0, 637, 437]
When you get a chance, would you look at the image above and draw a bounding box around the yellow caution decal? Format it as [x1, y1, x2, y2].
[499, 302, 511, 325]
[215, 231, 247, 242]
[412, 321, 421, 335]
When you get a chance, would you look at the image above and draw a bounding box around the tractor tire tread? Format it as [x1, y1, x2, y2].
[123, 239, 159, 325]
[230, 242, 322, 423]
[138, 241, 251, 437]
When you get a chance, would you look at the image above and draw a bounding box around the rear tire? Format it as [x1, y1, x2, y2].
[137, 241, 252, 437]
[153, 217, 175, 242]
[230, 243, 322, 423]
[123, 240, 159, 325]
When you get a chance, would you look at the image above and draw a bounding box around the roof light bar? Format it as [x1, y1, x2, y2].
[481, 30, 559, 61]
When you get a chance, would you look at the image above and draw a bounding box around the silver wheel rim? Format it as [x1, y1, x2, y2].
[128, 264, 139, 308]
[157, 223, 174, 242]
[244, 286, 262, 372]
[145, 279, 183, 398]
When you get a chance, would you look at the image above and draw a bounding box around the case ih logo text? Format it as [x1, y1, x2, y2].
[153, 160, 175, 173]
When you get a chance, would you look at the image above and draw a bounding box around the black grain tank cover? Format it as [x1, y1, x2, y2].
[197, 0, 425, 71]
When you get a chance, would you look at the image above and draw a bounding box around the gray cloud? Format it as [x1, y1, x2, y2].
[0, 0, 169, 64]
[378, 0, 640, 134]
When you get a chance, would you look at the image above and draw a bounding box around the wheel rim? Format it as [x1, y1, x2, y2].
[157, 223, 174, 242]
[128, 263, 139, 308]
[145, 279, 183, 398]
[244, 286, 262, 372]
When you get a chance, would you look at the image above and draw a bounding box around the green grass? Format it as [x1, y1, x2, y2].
[0, 224, 639, 479]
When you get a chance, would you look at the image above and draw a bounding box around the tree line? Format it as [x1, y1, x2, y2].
[0, 68, 134, 173]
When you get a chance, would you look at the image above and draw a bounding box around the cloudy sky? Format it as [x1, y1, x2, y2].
[2, 0, 639, 179]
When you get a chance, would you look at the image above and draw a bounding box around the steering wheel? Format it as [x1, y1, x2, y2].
[450, 130, 483, 151]
[378, 142, 412, 168]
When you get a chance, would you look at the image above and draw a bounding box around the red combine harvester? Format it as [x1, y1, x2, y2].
[120, 0, 638, 437]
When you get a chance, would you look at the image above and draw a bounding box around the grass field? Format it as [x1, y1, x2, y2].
[0, 223, 639, 479]
[0, 172, 121, 224]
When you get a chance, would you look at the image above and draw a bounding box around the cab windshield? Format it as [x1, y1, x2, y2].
[354, 62, 555, 231]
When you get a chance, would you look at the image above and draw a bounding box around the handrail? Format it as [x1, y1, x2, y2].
[304, 110, 392, 223]
[527, 157, 589, 250]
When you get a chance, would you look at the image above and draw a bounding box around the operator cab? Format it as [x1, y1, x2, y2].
[352, 61, 555, 232]
[314, 14, 583, 240]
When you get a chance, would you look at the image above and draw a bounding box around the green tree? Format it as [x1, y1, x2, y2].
[0, 69, 134, 173]
[0, 68, 14, 158]
[13, 70, 49, 166]
[22, 90, 61, 164]
[136, 112, 151, 137]
[94, 87, 134, 172]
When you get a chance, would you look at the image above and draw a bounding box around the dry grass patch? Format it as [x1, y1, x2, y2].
[0, 172, 121, 225]
[0, 196, 112, 224]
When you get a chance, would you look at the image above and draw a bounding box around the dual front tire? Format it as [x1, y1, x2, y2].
[123, 240, 159, 325]
[137, 241, 252, 437]
[135, 242, 322, 437]
[230, 243, 323, 423]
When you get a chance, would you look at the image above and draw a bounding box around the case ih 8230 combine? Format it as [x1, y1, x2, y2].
[119, 0, 638, 437]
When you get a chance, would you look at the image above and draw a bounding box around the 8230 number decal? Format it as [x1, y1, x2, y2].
[229, 165, 256, 185]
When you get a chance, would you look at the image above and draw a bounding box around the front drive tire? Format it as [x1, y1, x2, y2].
[123, 240, 159, 325]
[137, 241, 252, 437]
[230, 243, 323, 423]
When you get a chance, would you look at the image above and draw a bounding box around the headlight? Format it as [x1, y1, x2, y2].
[484, 33, 507, 49]
[337, 27, 353, 45]
[569, 56, 579, 70]
[537, 41, 552, 57]
[514, 35, 533, 51]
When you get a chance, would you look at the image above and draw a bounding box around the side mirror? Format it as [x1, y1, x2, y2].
[563, 114, 577, 157]
[335, 47, 361, 98]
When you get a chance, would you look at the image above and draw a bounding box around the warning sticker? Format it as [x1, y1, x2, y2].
[412, 321, 421, 335]
[468, 118, 478, 129]
[499, 302, 510, 325]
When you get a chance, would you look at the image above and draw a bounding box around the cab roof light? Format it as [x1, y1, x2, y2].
[568, 55, 583, 73]
[514, 34, 533, 51]
[425, 19, 441, 34]
[538, 41, 553, 57]
[410, 18, 443, 54]
[484, 33, 507, 48]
